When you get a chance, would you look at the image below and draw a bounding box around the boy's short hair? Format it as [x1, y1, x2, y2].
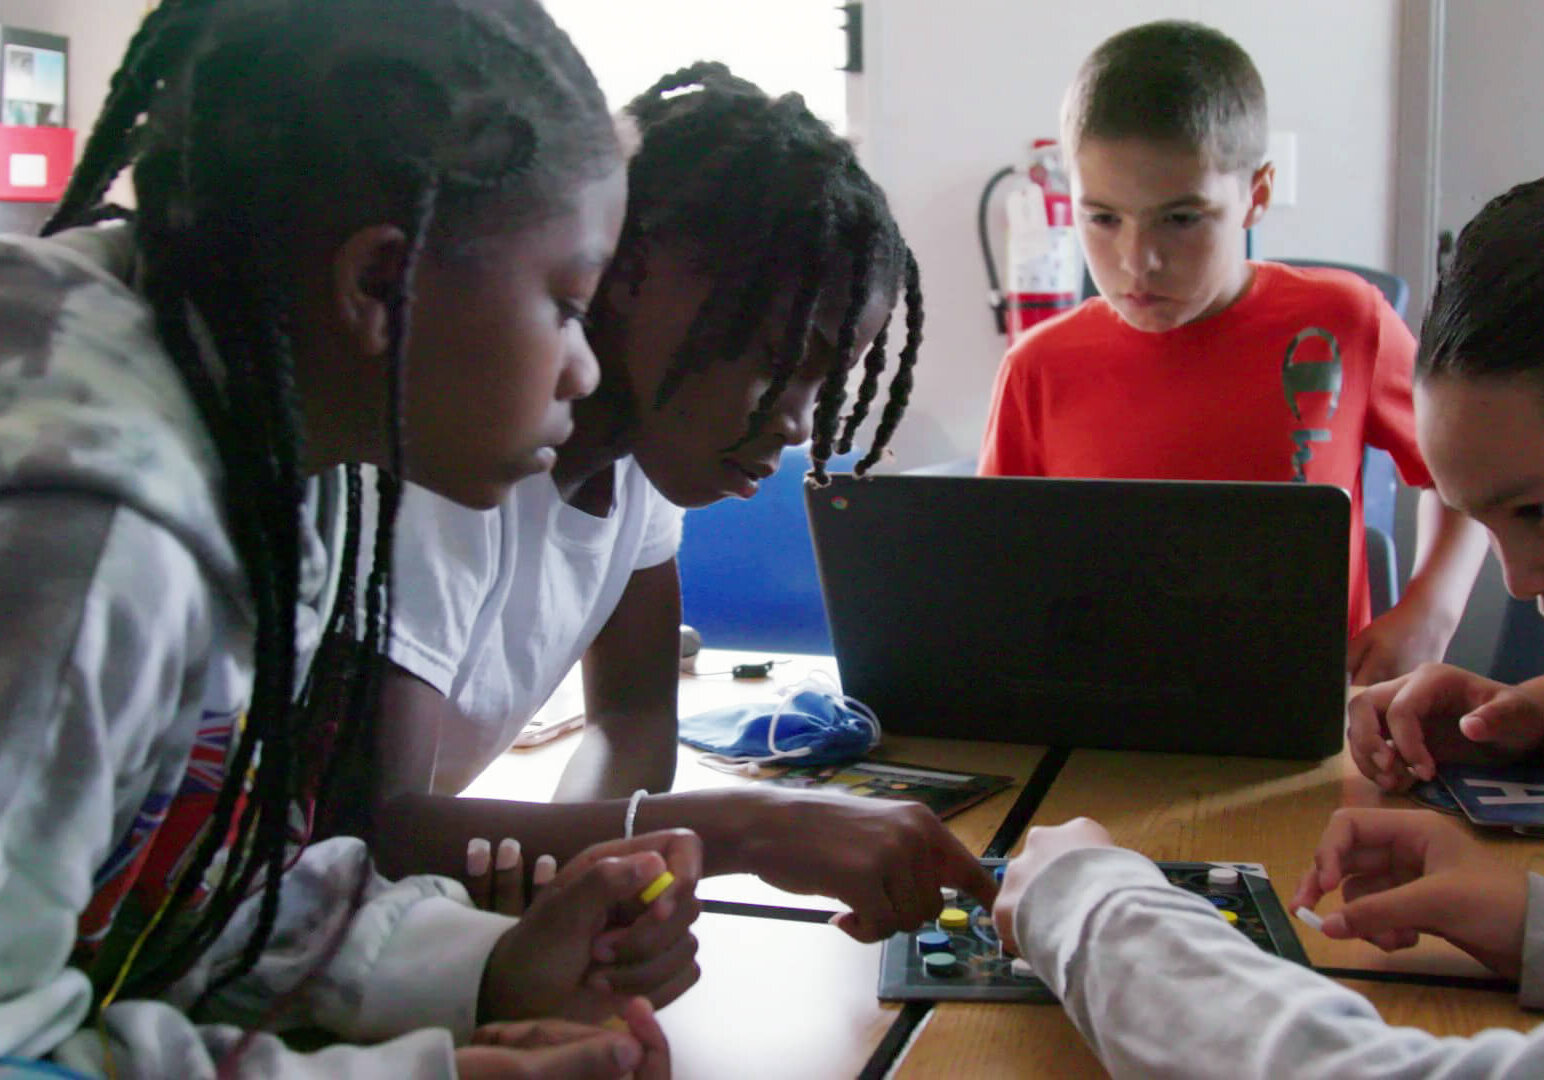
[1061, 20, 1267, 175]
[1417, 177, 1544, 387]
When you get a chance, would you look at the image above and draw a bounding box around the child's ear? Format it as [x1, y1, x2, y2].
[1243, 162, 1275, 229]
[331, 224, 409, 359]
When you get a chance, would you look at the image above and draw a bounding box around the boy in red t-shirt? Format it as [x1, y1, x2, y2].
[979, 20, 1487, 685]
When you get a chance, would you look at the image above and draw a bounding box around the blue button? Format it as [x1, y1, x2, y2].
[917, 930, 952, 955]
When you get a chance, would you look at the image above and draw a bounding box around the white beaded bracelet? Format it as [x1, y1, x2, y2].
[624, 788, 649, 840]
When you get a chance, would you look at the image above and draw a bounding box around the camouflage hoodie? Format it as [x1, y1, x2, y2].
[0, 224, 513, 1078]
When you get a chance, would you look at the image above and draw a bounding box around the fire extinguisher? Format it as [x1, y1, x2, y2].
[979, 139, 1082, 338]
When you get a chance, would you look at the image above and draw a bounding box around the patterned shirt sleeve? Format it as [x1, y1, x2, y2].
[0, 494, 506, 1077]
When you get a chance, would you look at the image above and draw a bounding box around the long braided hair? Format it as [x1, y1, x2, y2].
[605, 62, 924, 481]
[44, 0, 615, 1001]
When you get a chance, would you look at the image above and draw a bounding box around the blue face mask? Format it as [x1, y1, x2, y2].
[677, 676, 881, 773]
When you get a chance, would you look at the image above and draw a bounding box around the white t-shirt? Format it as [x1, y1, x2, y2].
[390, 458, 684, 786]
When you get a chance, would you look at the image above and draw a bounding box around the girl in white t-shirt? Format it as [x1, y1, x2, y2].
[376, 65, 1002, 943]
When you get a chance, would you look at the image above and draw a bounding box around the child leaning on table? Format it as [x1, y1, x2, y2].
[992, 809, 1541, 1078]
[988, 179, 1544, 1078]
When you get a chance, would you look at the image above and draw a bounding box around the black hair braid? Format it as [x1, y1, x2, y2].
[118, 34, 311, 996]
[615, 65, 920, 473]
[645, 124, 798, 408]
[856, 248, 922, 473]
[623, 75, 821, 410]
[63, 0, 617, 1004]
[808, 222, 879, 482]
[834, 320, 889, 455]
[727, 197, 834, 451]
[112, 120, 282, 996]
[43, 0, 219, 237]
[628, 61, 760, 127]
[309, 178, 438, 845]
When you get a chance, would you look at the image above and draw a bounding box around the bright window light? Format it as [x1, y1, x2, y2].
[541, 0, 847, 130]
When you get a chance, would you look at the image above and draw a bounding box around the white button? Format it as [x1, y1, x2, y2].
[1207, 867, 1240, 887]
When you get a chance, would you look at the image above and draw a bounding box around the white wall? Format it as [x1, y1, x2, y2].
[0, 0, 146, 147]
[542, 0, 847, 130]
[858, 0, 1403, 470]
[1439, 0, 1544, 236]
[7, 0, 1406, 479]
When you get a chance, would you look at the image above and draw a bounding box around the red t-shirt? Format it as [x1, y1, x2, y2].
[978, 262, 1431, 636]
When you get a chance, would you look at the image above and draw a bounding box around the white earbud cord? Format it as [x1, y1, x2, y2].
[697, 672, 882, 776]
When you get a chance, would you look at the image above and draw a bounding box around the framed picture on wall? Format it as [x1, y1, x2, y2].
[0, 27, 67, 129]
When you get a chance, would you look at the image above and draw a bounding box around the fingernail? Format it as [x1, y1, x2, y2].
[533, 853, 557, 884]
[466, 838, 490, 877]
[496, 837, 520, 871]
[612, 1039, 641, 1071]
[1320, 912, 1348, 937]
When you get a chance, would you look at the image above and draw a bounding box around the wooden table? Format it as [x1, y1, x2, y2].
[463, 652, 1544, 1078]
[902, 744, 1544, 1077]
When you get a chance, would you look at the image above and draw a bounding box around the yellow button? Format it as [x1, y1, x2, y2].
[938, 907, 969, 931]
[1221, 909, 1239, 925]
[638, 871, 675, 905]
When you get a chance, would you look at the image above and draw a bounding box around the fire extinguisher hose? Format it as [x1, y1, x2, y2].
[978, 165, 1017, 335]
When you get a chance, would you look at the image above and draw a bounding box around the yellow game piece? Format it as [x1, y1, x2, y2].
[938, 907, 969, 931]
[1221, 909, 1239, 925]
[638, 870, 675, 905]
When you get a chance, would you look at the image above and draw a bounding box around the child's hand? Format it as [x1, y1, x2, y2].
[457, 997, 669, 1080]
[1347, 602, 1454, 687]
[1346, 663, 1544, 790]
[730, 789, 998, 942]
[478, 829, 702, 1025]
[1291, 807, 1528, 978]
[991, 817, 1116, 956]
[464, 837, 529, 916]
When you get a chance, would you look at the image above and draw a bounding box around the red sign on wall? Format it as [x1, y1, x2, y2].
[0, 125, 73, 202]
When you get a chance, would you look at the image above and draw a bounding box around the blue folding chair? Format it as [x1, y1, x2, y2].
[676, 444, 859, 654]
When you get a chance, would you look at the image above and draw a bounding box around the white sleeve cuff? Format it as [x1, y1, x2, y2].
[352, 897, 514, 1044]
[387, 630, 459, 698]
[635, 503, 684, 570]
[1014, 846, 1170, 997]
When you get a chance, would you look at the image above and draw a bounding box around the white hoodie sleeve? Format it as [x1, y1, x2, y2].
[1016, 846, 1544, 1079]
[0, 495, 511, 1078]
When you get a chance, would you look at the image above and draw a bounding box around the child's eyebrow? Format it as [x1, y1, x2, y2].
[1078, 194, 1212, 211]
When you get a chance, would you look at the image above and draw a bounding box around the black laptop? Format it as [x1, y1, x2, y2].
[805, 474, 1350, 760]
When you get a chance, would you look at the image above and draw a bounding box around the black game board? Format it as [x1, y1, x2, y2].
[878, 858, 1308, 1003]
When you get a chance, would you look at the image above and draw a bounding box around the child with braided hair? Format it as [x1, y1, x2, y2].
[372, 63, 997, 942]
[0, 0, 695, 1076]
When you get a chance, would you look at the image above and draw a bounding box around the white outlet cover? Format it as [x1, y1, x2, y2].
[9, 153, 47, 188]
